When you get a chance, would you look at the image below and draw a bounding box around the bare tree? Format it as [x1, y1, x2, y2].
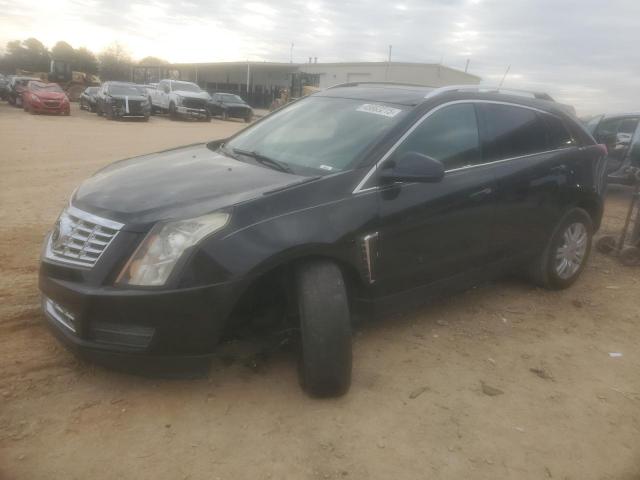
[98, 42, 133, 81]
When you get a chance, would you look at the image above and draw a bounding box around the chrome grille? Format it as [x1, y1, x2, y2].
[45, 205, 124, 268]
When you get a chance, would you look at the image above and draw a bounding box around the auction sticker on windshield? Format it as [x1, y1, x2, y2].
[356, 103, 402, 118]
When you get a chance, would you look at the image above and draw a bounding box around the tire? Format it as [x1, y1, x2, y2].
[295, 260, 352, 397]
[244, 114, 253, 123]
[528, 208, 593, 290]
[596, 235, 618, 254]
[620, 246, 640, 267]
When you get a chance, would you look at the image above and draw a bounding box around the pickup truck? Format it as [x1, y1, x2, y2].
[149, 79, 210, 121]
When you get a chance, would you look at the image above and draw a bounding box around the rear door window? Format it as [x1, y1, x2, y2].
[542, 114, 575, 149]
[479, 104, 549, 161]
[394, 103, 481, 170]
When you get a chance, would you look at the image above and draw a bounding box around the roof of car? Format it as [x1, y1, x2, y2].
[601, 112, 640, 119]
[315, 83, 574, 117]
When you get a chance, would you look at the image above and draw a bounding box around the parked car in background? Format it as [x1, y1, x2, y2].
[585, 113, 640, 184]
[149, 79, 210, 121]
[79, 86, 99, 112]
[22, 81, 70, 115]
[208, 93, 254, 122]
[39, 83, 605, 397]
[7, 76, 39, 107]
[0, 74, 9, 100]
[95, 81, 150, 121]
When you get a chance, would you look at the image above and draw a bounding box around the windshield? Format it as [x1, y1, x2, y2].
[222, 96, 408, 174]
[31, 82, 63, 93]
[109, 84, 141, 95]
[171, 81, 202, 93]
[220, 94, 244, 103]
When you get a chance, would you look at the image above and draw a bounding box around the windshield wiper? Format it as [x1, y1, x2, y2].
[232, 148, 293, 174]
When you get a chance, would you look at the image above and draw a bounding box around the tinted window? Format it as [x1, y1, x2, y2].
[480, 104, 548, 161]
[394, 103, 480, 170]
[542, 114, 574, 149]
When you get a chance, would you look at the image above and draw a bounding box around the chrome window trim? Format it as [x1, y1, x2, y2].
[352, 99, 574, 194]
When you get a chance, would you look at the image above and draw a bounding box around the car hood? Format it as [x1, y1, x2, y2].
[72, 143, 308, 228]
[32, 91, 66, 100]
[173, 90, 210, 100]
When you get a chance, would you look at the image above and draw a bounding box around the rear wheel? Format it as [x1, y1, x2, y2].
[295, 260, 352, 397]
[528, 208, 593, 290]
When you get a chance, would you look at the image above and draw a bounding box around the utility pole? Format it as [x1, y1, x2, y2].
[498, 64, 511, 88]
[385, 45, 392, 80]
[246, 61, 251, 97]
[464, 58, 470, 73]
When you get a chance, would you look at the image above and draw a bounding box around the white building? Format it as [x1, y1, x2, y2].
[298, 62, 480, 89]
[148, 61, 480, 108]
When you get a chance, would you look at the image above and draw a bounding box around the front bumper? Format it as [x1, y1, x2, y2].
[31, 103, 70, 114]
[39, 269, 244, 361]
[176, 106, 208, 119]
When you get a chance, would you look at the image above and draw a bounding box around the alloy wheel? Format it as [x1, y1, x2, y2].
[555, 222, 588, 279]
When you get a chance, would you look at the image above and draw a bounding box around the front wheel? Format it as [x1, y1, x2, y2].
[528, 208, 593, 290]
[296, 260, 352, 397]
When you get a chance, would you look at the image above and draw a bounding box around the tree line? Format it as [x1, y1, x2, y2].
[0, 38, 168, 81]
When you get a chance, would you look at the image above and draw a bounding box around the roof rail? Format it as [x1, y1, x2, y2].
[424, 85, 555, 101]
[327, 81, 436, 90]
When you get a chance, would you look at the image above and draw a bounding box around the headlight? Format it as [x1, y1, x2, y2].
[31, 94, 40, 102]
[116, 212, 229, 286]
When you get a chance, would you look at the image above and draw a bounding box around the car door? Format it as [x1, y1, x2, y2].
[157, 80, 169, 109]
[478, 102, 581, 259]
[595, 116, 640, 174]
[372, 102, 499, 296]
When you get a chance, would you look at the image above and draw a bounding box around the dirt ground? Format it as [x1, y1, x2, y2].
[1, 102, 639, 480]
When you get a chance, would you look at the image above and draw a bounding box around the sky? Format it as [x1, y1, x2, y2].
[0, 0, 638, 115]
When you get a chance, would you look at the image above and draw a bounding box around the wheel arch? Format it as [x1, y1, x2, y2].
[220, 251, 365, 338]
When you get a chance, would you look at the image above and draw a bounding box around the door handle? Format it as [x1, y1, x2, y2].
[469, 187, 493, 200]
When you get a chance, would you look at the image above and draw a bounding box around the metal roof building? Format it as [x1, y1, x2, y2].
[134, 61, 480, 108]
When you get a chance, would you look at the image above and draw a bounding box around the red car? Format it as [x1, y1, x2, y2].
[22, 81, 70, 115]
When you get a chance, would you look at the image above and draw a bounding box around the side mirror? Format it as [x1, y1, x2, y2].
[379, 151, 445, 184]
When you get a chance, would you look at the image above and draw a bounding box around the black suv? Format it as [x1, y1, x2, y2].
[585, 113, 640, 185]
[39, 84, 606, 397]
[95, 81, 151, 120]
[208, 92, 254, 122]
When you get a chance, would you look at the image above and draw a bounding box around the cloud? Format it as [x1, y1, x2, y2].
[0, 0, 638, 114]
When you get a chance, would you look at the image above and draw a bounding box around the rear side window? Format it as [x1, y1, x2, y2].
[394, 103, 480, 170]
[542, 114, 575, 149]
[480, 104, 548, 161]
